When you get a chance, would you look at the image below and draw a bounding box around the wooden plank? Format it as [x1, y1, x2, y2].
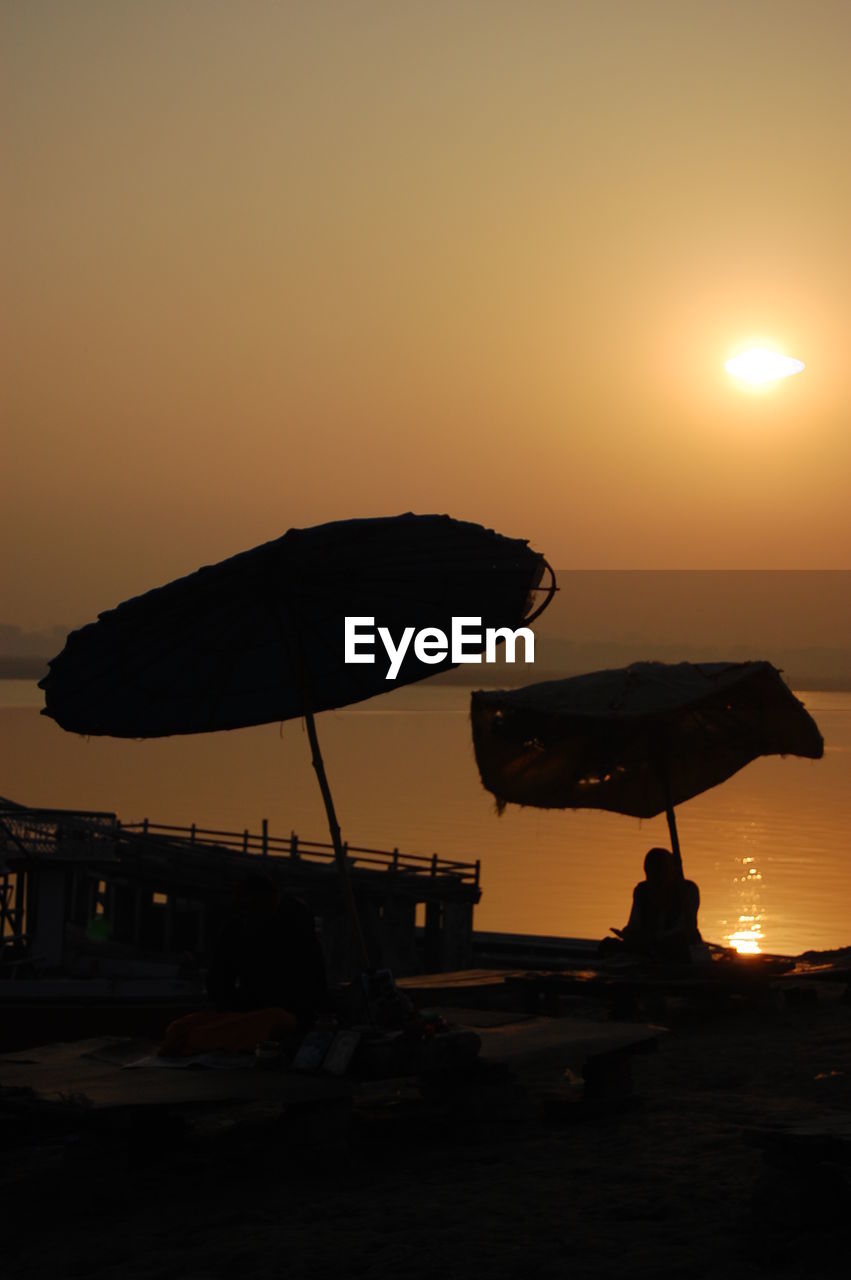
[471, 1015, 664, 1070]
[399, 968, 516, 989]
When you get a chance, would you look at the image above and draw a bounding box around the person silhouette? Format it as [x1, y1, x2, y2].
[159, 873, 328, 1056]
[612, 846, 701, 962]
[206, 873, 328, 1027]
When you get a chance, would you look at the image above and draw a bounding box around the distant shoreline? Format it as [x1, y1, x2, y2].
[429, 668, 851, 693]
[0, 659, 46, 680]
[2, 662, 850, 695]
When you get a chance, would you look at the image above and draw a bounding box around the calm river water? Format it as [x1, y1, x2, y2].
[1, 681, 848, 956]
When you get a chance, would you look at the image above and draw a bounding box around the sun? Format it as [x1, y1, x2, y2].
[725, 347, 805, 386]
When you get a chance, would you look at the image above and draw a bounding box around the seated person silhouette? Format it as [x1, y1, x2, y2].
[611, 846, 701, 963]
[207, 873, 327, 1023]
[160, 873, 328, 1056]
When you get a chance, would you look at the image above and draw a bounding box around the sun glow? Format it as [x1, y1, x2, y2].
[725, 348, 805, 385]
[728, 928, 762, 955]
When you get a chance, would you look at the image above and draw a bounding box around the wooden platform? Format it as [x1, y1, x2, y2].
[399, 957, 798, 1011]
[0, 1037, 352, 1111]
[419, 1007, 663, 1071]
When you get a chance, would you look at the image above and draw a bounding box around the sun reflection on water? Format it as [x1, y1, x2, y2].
[726, 854, 765, 954]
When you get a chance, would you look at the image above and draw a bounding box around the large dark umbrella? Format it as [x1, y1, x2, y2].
[470, 660, 823, 875]
[40, 513, 554, 965]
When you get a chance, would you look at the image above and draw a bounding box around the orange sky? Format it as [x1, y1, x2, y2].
[4, 1, 850, 628]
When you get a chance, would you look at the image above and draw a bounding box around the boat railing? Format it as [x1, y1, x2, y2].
[117, 819, 481, 887]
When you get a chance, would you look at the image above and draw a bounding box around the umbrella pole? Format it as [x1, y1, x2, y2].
[658, 758, 685, 879]
[664, 799, 684, 879]
[302, 707, 371, 971]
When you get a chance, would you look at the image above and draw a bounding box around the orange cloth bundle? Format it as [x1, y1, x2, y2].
[159, 1007, 298, 1056]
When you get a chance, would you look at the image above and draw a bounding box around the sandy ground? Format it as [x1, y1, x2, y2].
[2, 995, 851, 1280]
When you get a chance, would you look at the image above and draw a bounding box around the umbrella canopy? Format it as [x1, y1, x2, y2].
[39, 512, 553, 972]
[471, 661, 823, 867]
[40, 513, 551, 737]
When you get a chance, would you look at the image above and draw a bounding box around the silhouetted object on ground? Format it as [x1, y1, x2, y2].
[471, 660, 823, 878]
[40, 513, 554, 969]
[609, 847, 702, 962]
